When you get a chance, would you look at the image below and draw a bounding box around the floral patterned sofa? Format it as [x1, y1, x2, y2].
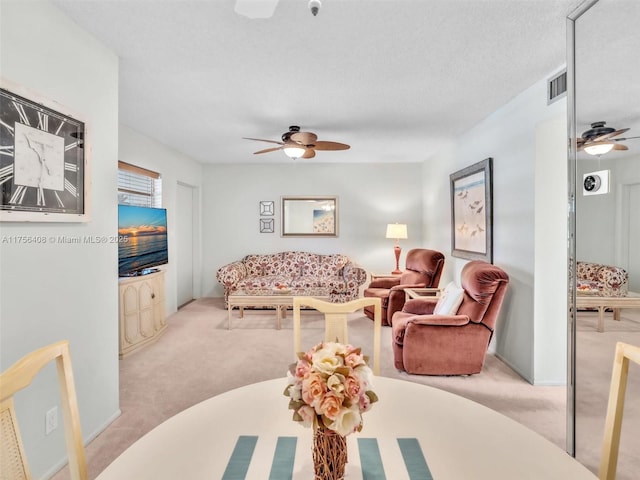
[577, 261, 628, 297]
[216, 251, 367, 305]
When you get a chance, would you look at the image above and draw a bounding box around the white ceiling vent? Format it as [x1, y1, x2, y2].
[547, 70, 567, 105]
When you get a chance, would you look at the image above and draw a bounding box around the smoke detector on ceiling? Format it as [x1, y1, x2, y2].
[309, 0, 321, 16]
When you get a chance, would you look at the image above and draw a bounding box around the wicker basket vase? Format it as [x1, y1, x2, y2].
[312, 424, 347, 480]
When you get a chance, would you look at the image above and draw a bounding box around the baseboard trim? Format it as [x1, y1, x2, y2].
[494, 353, 567, 386]
[84, 408, 123, 445]
[494, 352, 535, 385]
[42, 408, 122, 480]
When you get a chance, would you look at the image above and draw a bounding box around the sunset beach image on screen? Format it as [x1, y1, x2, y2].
[118, 205, 168, 276]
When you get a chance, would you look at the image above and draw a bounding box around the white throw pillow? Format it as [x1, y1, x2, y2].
[433, 282, 465, 315]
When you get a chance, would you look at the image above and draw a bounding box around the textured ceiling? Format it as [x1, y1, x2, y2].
[575, 0, 640, 160]
[51, 0, 585, 164]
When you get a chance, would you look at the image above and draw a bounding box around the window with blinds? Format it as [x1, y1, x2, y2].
[117, 161, 162, 207]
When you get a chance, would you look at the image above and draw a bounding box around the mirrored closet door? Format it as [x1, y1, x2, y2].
[569, 1, 640, 478]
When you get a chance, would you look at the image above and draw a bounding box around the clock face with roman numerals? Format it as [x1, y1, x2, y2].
[1, 87, 85, 217]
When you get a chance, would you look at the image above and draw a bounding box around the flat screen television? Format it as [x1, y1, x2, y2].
[118, 205, 168, 277]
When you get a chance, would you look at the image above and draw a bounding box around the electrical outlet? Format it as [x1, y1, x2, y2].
[45, 406, 58, 435]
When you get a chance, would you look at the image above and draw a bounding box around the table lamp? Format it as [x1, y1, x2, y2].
[386, 223, 408, 274]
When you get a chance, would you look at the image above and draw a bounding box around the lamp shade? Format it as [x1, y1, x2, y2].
[283, 147, 306, 158]
[386, 223, 408, 240]
[584, 142, 614, 156]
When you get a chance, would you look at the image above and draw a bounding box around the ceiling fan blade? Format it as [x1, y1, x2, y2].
[578, 140, 629, 153]
[243, 137, 284, 145]
[234, 0, 279, 19]
[290, 131, 318, 145]
[591, 128, 629, 142]
[577, 140, 603, 151]
[312, 141, 351, 151]
[301, 149, 316, 159]
[253, 146, 283, 154]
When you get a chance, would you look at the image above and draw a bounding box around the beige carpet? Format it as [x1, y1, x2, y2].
[575, 309, 640, 479]
[50, 298, 640, 479]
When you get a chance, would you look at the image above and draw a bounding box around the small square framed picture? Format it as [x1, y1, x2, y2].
[259, 201, 274, 216]
[260, 218, 274, 233]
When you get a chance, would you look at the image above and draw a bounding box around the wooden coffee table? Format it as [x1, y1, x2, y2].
[576, 291, 640, 332]
[227, 288, 329, 330]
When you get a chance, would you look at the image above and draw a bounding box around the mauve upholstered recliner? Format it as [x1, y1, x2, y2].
[363, 249, 445, 326]
[391, 260, 509, 375]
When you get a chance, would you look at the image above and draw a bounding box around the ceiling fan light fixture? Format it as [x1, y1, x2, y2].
[283, 146, 306, 159]
[584, 142, 615, 156]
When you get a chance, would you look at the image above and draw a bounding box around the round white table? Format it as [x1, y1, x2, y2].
[96, 376, 596, 479]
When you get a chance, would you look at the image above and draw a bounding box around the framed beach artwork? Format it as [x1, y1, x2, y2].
[281, 196, 338, 237]
[450, 158, 493, 262]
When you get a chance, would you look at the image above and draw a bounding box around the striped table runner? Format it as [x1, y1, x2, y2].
[222, 434, 433, 479]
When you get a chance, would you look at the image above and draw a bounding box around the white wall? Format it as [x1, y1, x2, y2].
[119, 125, 204, 314]
[202, 163, 424, 297]
[576, 155, 640, 261]
[576, 157, 617, 264]
[422, 72, 568, 384]
[0, 1, 120, 477]
[534, 114, 568, 384]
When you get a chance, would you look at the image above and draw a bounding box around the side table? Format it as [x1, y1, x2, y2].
[370, 272, 403, 282]
[404, 287, 442, 302]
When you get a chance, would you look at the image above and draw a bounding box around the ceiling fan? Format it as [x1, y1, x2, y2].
[577, 121, 635, 156]
[243, 126, 350, 159]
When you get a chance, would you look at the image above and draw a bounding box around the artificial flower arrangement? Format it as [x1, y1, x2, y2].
[284, 341, 378, 437]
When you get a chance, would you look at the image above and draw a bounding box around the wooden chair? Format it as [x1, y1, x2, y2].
[0, 340, 87, 480]
[293, 297, 381, 375]
[599, 341, 640, 480]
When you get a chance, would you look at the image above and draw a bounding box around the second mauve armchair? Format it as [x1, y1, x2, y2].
[391, 260, 509, 375]
[363, 248, 445, 326]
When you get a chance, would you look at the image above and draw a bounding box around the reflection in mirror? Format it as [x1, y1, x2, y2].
[572, 1, 640, 478]
[281, 196, 338, 237]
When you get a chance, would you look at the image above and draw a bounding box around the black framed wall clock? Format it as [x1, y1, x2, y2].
[0, 80, 90, 222]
